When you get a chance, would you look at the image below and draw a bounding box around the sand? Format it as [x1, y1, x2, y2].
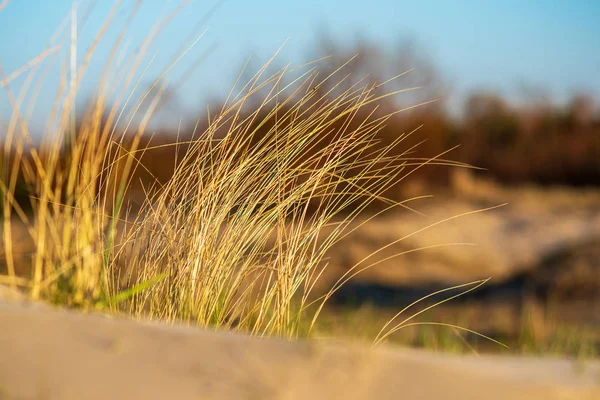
[1, 289, 598, 400]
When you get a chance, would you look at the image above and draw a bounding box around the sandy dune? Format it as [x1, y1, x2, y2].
[1, 289, 598, 400]
[324, 183, 600, 289]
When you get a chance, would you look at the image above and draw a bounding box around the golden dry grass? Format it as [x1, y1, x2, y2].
[0, 1, 491, 344]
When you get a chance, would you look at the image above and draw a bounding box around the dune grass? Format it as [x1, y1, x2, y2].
[0, 2, 498, 345]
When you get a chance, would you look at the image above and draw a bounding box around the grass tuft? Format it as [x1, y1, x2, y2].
[1, 2, 492, 345]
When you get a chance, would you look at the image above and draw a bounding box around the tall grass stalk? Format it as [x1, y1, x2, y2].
[1, 2, 473, 340]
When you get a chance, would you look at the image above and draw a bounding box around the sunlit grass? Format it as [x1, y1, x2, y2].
[1, 2, 492, 344]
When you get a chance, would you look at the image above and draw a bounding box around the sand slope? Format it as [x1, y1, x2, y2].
[0, 293, 598, 400]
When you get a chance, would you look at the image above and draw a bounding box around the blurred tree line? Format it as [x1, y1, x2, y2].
[189, 34, 600, 189]
[4, 35, 599, 215]
[282, 34, 600, 188]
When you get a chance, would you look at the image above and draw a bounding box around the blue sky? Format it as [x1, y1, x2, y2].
[1, 0, 599, 129]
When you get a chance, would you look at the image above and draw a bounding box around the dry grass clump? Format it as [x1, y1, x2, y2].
[116, 58, 461, 338]
[1, 2, 483, 341]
